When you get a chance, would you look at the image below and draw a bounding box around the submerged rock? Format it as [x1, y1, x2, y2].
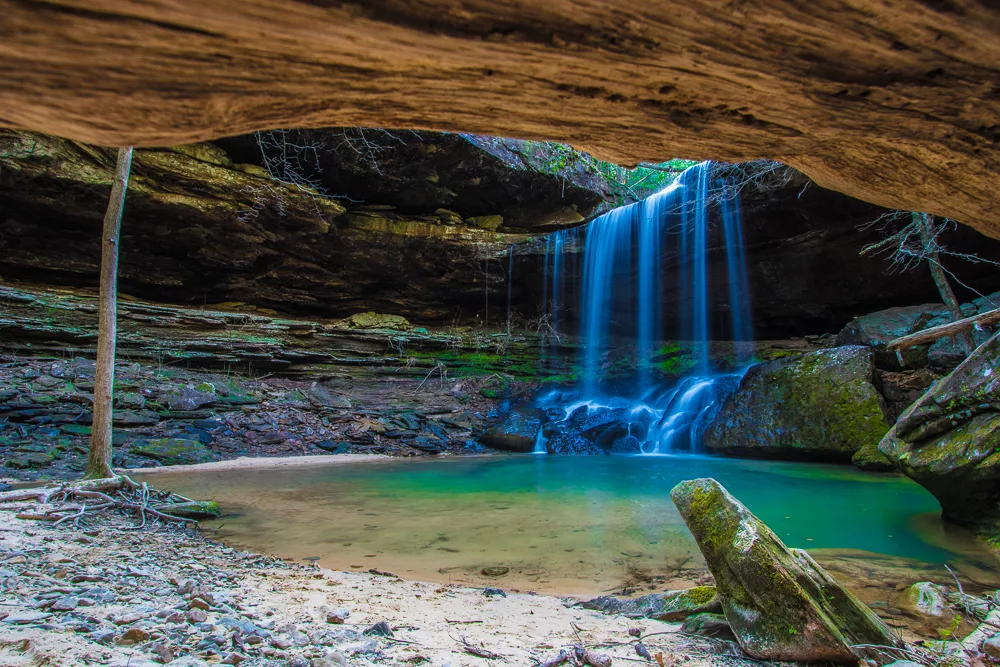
[703, 346, 890, 463]
[670, 478, 903, 663]
[879, 332, 1000, 537]
[479, 407, 545, 453]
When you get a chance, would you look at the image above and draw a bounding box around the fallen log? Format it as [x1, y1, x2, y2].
[886, 308, 1000, 351]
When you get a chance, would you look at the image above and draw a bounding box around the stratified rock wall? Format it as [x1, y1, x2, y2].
[3, 1, 1000, 236]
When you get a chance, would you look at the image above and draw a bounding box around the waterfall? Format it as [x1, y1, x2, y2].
[506, 245, 514, 338]
[535, 161, 755, 455]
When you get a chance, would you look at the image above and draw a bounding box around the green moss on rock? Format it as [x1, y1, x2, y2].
[703, 346, 890, 463]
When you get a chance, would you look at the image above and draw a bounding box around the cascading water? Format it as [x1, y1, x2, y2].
[535, 161, 754, 455]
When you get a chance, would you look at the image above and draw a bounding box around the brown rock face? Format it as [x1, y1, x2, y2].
[2, 2, 1000, 236]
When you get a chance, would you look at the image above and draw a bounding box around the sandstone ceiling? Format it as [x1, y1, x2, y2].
[2, 1, 999, 237]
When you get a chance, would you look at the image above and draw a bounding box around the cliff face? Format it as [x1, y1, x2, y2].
[4, 130, 1000, 334]
[2, 1, 1000, 237]
[0, 129, 619, 321]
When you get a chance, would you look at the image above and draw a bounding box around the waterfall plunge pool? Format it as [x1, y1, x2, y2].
[139, 455, 1000, 599]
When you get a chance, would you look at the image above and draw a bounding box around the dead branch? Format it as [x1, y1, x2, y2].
[886, 308, 1000, 350]
[459, 635, 505, 660]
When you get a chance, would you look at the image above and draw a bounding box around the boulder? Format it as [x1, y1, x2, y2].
[878, 332, 1000, 536]
[131, 438, 214, 466]
[670, 478, 903, 663]
[836, 304, 944, 370]
[479, 407, 545, 453]
[703, 346, 890, 463]
[581, 586, 721, 621]
[306, 383, 352, 409]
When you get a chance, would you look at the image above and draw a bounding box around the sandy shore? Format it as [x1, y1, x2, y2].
[0, 502, 748, 667]
[124, 453, 391, 474]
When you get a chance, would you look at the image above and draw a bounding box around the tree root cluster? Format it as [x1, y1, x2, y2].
[0, 475, 211, 529]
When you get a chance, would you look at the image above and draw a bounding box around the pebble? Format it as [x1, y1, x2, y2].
[91, 629, 116, 644]
[187, 609, 208, 624]
[984, 635, 1000, 660]
[118, 627, 150, 645]
[325, 608, 350, 624]
[50, 596, 79, 611]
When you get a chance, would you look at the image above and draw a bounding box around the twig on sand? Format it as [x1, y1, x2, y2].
[458, 635, 505, 660]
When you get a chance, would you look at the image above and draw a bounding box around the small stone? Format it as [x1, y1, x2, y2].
[119, 627, 150, 645]
[91, 629, 115, 644]
[271, 637, 292, 649]
[50, 596, 79, 611]
[220, 652, 245, 665]
[289, 658, 309, 667]
[189, 597, 211, 611]
[186, 609, 208, 624]
[325, 608, 350, 624]
[482, 587, 507, 598]
[150, 642, 174, 663]
[480, 566, 509, 577]
[165, 612, 185, 624]
[983, 635, 1000, 660]
[6, 555, 27, 565]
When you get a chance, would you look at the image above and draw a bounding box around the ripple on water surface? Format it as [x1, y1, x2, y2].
[141, 455, 1000, 597]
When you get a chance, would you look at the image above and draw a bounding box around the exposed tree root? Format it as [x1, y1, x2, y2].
[0, 475, 214, 528]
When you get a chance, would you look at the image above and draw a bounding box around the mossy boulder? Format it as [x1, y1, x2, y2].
[850, 440, 895, 472]
[878, 332, 1000, 535]
[703, 346, 890, 463]
[670, 478, 903, 663]
[132, 438, 213, 466]
[581, 586, 721, 621]
[479, 407, 545, 453]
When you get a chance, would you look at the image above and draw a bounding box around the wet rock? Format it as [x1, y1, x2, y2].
[704, 346, 890, 463]
[482, 587, 507, 598]
[480, 566, 509, 577]
[878, 332, 1000, 535]
[479, 407, 545, 453]
[132, 438, 213, 466]
[850, 441, 895, 472]
[545, 434, 605, 456]
[680, 612, 737, 641]
[670, 477, 903, 663]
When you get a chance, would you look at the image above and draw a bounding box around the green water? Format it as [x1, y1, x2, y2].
[145, 455, 998, 596]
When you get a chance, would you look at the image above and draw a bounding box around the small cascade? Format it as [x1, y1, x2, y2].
[534, 161, 756, 455]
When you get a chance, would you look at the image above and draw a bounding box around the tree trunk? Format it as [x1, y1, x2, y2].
[915, 212, 974, 355]
[85, 147, 133, 480]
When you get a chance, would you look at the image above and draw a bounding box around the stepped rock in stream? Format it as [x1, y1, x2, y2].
[703, 346, 891, 464]
[670, 478, 903, 663]
[878, 332, 1000, 539]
